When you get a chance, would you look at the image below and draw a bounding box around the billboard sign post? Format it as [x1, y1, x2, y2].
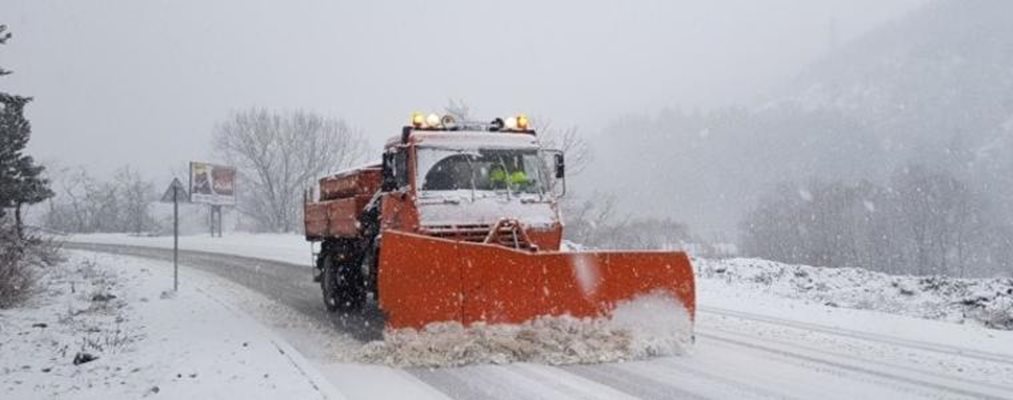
[189, 162, 236, 237]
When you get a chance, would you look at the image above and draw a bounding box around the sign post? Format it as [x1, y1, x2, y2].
[160, 178, 188, 291]
[173, 185, 178, 291]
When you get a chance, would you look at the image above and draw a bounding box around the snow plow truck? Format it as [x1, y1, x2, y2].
[304, 113, 695, 330]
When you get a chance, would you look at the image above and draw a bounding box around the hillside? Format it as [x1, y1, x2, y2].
[594, 0, 1013, 238]
[777, 0, 1013, 167]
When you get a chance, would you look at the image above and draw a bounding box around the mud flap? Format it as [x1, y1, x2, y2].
[378, 230, 696, 330]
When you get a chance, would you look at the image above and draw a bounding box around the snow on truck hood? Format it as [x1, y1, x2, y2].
[417, 190, 557, 228]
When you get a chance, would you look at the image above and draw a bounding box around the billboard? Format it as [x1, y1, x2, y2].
[189, 162, 236, 205]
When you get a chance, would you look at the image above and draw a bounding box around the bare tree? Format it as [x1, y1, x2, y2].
[213, 108, 367, 232]
[740, 167, 1005, 277]
[563, 191, 621, 244]
[534, 121, 592, 177]
[890, 166, 986, 276]
[43, 166, 88, 233]
[444, 98, 472, 121]
[41, 165, 159, 234]
[114, 166, 155, 235]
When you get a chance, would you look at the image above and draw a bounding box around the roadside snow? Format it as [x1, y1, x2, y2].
[66, 233, 1013, 358]
[696, 257, 1013, 330]
[0, 251, 345, 400]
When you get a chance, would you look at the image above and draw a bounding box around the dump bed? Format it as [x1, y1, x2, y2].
[319, 166, 381, 201]
[305, 165, 381, 241]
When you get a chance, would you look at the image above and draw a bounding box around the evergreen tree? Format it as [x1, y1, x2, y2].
[0, 25, 53, 237]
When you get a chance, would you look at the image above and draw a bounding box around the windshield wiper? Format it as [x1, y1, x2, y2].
[466, 155, 476, 203]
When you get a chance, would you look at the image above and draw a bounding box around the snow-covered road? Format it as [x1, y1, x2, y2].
[62, 237, 1013, 399]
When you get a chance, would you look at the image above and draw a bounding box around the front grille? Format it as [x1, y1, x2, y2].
[422, 224, 491, 242]
[421, 223, 536, 251]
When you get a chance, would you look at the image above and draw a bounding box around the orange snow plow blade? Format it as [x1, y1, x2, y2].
[377, 230, 696, 330]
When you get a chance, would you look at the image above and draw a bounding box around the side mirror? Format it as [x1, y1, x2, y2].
[381, 153, 397, 192]
[545, 150, 566, 198]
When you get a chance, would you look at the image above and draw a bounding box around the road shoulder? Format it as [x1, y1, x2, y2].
[0, 250, 347, 400]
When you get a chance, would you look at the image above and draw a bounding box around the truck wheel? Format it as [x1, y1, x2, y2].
[321, 255, 365, 312]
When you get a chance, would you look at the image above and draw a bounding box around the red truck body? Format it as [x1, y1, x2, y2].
[304, 166, 381, 240]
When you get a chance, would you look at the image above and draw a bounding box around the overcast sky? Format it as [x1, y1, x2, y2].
[4, 0, 925, 181]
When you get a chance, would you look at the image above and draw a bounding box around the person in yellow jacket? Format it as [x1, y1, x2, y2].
[489, 164, 528, 189]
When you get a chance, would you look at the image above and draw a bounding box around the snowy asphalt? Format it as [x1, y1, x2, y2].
[65, 242, 1013, 400]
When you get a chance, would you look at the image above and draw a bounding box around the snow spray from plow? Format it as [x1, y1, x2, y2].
[360, 290, 694, 367]
[377, 230, 696, 330]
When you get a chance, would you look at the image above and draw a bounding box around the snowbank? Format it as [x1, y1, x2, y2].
[0, 251, 343, 399]
[697, 257, 1013, 330]
[358, 292, 693, 368]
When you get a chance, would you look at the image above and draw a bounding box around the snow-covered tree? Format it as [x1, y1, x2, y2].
[740, 167, 1005, 277]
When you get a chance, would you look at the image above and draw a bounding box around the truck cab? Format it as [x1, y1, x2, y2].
[378, 114, 566, 252]
[305, 113, 567, 312]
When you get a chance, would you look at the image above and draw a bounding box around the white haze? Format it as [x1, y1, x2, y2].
[4, 0, 940, 241]
[6, 0, 922, 174]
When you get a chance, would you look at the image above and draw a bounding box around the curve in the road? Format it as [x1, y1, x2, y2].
[65, 242, 387, 341]
[66, 242, 1013, 400]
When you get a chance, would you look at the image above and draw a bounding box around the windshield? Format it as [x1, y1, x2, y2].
[416, 147, 549, 196]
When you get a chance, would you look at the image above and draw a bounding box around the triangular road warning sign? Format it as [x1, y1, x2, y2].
[160, 178, 189, 203]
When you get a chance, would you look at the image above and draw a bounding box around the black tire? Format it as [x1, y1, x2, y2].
[321, 258, 341, 312]
[321, 254, 366, 312]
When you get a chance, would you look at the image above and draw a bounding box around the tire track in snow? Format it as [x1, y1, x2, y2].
[605, 356, 802, 400]
[408, 363, 640, 400]
[700, 320, 1013, 394]
[507, 363, 640, 400]
[698, 331, 1009, 400]
[700, 306, 1013, 366]
[561, 363, 713, 400]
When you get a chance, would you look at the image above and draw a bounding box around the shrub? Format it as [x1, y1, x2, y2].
[0, 226, 61, 308]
